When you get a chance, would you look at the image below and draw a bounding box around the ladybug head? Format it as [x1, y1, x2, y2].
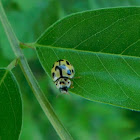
[55, 78, 71, 94]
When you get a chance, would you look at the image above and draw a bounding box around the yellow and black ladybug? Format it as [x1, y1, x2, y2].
[51, 59, 75, 94]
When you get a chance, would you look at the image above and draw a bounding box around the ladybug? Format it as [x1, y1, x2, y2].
[51, 59, 75, 94]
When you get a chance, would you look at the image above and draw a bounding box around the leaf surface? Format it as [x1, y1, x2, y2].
[35, 7, 140, 111]
[0, 68, 22, 140]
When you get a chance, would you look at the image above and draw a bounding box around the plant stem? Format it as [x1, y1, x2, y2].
[0, 1, 73, 140]
[7, 59, 17, 70]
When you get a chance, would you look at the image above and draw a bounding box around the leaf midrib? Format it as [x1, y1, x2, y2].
[34, 43, 140, 60]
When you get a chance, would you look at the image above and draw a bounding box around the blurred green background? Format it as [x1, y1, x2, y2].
[1, 0, 140, 140]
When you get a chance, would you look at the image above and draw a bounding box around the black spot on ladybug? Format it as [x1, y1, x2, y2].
[72, 69, 74, 73]
[60, 81, 65, 84]
[52, 72, 55, 77]
[66, 61, 70, 65]
[64, 78, 67, 81]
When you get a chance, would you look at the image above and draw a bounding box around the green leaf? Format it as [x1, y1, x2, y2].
[35, 7, 140, 111]
[0, 68, 22, 140]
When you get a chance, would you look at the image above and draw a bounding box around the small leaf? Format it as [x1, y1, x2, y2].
[35, 7, 140, 111]
[0, 68, 22, 140]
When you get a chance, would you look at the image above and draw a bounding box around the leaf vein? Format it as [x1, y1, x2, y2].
[73, 14, 139, 49]
[95, 54, 137, 103]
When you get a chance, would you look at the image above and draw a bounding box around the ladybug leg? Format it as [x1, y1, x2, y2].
[70, 81, 74, 89]
[56, 94, 60, 98]
[73, 76, 81, 79]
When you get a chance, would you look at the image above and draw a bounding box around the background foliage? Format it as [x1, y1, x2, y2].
[1, 0, 140, 140]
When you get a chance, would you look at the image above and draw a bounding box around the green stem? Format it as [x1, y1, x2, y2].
[7, 59, 17, 71]
[0, 1, 73, 140]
